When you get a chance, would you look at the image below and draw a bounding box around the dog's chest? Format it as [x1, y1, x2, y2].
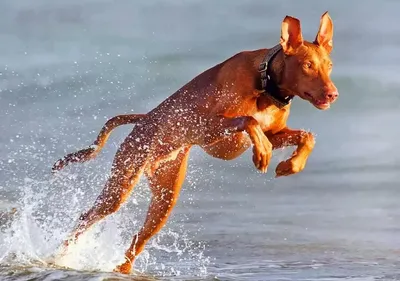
[252, 107, 289, 132]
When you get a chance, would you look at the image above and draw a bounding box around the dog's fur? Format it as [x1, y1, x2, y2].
[53, 12, 338, 274]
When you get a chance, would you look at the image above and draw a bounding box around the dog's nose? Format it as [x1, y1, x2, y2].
[326, 91, 339, 101]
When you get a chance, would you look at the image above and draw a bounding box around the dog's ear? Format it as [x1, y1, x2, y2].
[280, 15, 303, 55]
[314, 11, 333, 53]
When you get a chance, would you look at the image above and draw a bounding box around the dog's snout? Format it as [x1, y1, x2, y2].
[322, 83, 338, 102]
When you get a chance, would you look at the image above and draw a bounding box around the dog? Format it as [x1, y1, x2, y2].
[52, 12, 338, 274]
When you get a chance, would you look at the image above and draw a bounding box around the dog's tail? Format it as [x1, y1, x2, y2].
[52, 114, 146, 172]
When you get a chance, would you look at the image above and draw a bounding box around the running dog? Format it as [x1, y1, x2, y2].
[53, 12, 338, 274]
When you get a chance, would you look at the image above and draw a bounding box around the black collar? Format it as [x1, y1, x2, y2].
[258, 44, 293, 108]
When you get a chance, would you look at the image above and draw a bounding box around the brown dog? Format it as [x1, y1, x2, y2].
[53, 12, 338, 274]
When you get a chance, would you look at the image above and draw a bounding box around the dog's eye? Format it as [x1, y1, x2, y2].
[304, 62, 312, 69]
[328, 62, 333, 69]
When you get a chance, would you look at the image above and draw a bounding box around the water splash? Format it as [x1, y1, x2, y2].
[0, 152, 210, 278]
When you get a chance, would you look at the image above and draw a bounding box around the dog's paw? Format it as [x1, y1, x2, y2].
[114, 261, 132, 275]
[275, 159, 305, 177]
[252, 137, 272, 173]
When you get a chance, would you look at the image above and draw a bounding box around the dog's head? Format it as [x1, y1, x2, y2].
[279, 12, 338, 110]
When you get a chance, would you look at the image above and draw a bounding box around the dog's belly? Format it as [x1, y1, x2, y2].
[201, 132, 251, 160]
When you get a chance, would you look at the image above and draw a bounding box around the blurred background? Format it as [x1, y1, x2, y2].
[1, 0, 400, 280]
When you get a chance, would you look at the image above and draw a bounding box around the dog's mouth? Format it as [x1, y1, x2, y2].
[303, 92, 331, 110]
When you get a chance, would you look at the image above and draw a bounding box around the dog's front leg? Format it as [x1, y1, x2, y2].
[204, 116, 272, 173]
[267, 128, 315, 177]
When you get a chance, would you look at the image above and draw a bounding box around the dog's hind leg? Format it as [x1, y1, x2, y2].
[52, 114, 146, 172]
[114, 146, 191, 274]
[59, 134, 151, 252]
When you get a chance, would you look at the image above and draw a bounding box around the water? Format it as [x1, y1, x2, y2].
[1, 0, 400, 280]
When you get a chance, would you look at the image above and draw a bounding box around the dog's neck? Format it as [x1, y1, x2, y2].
[257, 47, 294, 108]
